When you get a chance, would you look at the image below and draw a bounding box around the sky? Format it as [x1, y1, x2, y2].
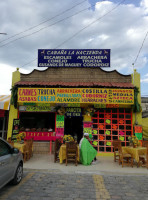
[0, 0, 148, 96]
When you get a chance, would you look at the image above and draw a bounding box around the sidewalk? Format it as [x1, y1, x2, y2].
[24, 154, 148, 175]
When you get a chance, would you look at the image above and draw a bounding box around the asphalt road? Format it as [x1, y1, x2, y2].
[0, 170, 148, 200]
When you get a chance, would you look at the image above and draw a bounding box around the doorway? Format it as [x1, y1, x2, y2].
[64, 116, 83, 143]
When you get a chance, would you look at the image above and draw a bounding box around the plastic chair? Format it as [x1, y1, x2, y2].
[65, 142, 78, 166]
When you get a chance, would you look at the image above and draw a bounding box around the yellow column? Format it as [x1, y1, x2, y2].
[132, 69, 142, 125]
[7, 68, 20, 139]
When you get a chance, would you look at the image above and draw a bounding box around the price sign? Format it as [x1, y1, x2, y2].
[106, 141, 111, 146]
[93, 130, 98, 135]
[105, 130, 111, 135]
[119, 136, 124, 141]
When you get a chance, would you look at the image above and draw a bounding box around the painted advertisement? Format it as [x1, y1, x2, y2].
[38, 49, 110, 68]
[18, 88, 134, 104]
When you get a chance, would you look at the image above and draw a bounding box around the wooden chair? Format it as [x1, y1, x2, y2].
[118, 145, 133, 167]
[54, 139, 62, 163]
[25, 140, 32, 160]
[65, 142, 78, 166]
[7, 137, 14, 147]
[138, 144, 148, 168]
[23, 144, 30, 162]
[142, 141, 148, 147]
[113, 140, 121, 163]
[29, 138, 33, 157]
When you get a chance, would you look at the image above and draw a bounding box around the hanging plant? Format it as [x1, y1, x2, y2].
[55, 106, 66, 115]
[83, 106, 95, 117]
[10, 85, 18, 109]
[132, 86, 141, 113]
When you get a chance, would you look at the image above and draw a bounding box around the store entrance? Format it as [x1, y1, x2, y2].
[64, 116, 83, 143]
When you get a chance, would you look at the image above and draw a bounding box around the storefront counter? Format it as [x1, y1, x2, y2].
[20, 131, 57, 141]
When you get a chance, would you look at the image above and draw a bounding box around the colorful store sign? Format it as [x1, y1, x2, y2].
[56, 115, 64, 137]
[83, 121, 92, 137]
[134, 125, 143, 140]
[26, 105, 51, 111]
[18, 88, 134, 104]
[38, 49, 110, 68]
[134, 125, 142, 134]
[94, 104, 119, 108]
[135, 133, 142, 140]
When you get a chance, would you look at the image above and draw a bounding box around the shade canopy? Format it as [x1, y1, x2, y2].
[0, 95, 11, 110]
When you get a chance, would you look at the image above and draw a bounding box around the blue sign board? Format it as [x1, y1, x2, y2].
[38, 49, 110, 67]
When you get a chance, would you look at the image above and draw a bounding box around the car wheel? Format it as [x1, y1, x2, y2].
[12, 163, 23, 185]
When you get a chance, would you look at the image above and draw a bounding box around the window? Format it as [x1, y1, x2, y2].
[0, 140, 11, 157]
[19, 112, 55, 131]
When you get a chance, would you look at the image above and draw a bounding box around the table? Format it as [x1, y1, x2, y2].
[59, 144, 79, 164]
[13, 142, 26, 153]
[122, 146, 147, 163]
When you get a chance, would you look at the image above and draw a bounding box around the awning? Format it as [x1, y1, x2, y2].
[0, 95, 11, 110]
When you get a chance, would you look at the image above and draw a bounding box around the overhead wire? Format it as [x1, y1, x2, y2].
[0, 1, 100, 48]
[0, 0, 87, 44]
[55, 0, 126, 49]
[21, 0, 126, 68]
[133, 30, 148, 66]
[0, 4, 98, 47]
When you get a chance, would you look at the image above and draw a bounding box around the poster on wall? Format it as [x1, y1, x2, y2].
[56, 115, 64, 138]
[38, 49, 110, 68]
[134, 125, 143, 140]
[83, 122, 92, 138]
[11, 119, 20, 140]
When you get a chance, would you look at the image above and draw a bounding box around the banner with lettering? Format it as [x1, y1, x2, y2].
[38, 49, 110, 68]
[18, 88, 134, 104]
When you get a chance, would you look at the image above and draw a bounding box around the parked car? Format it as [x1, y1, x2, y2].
[0, 137, 23, 189]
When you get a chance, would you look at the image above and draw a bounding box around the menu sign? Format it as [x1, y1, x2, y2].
[18, 88, 134, 105]
[56, 115, 64, 137]
[65, 108, 82, 117]
[38, 49, 110, 68]
[12, 119, 20, 140]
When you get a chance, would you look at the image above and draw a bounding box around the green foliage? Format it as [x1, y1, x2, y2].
[132, 86, 141, 113]
[10, 86, 18, 109]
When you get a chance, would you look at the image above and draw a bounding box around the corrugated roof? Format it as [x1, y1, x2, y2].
[15, 81, 134, 88]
